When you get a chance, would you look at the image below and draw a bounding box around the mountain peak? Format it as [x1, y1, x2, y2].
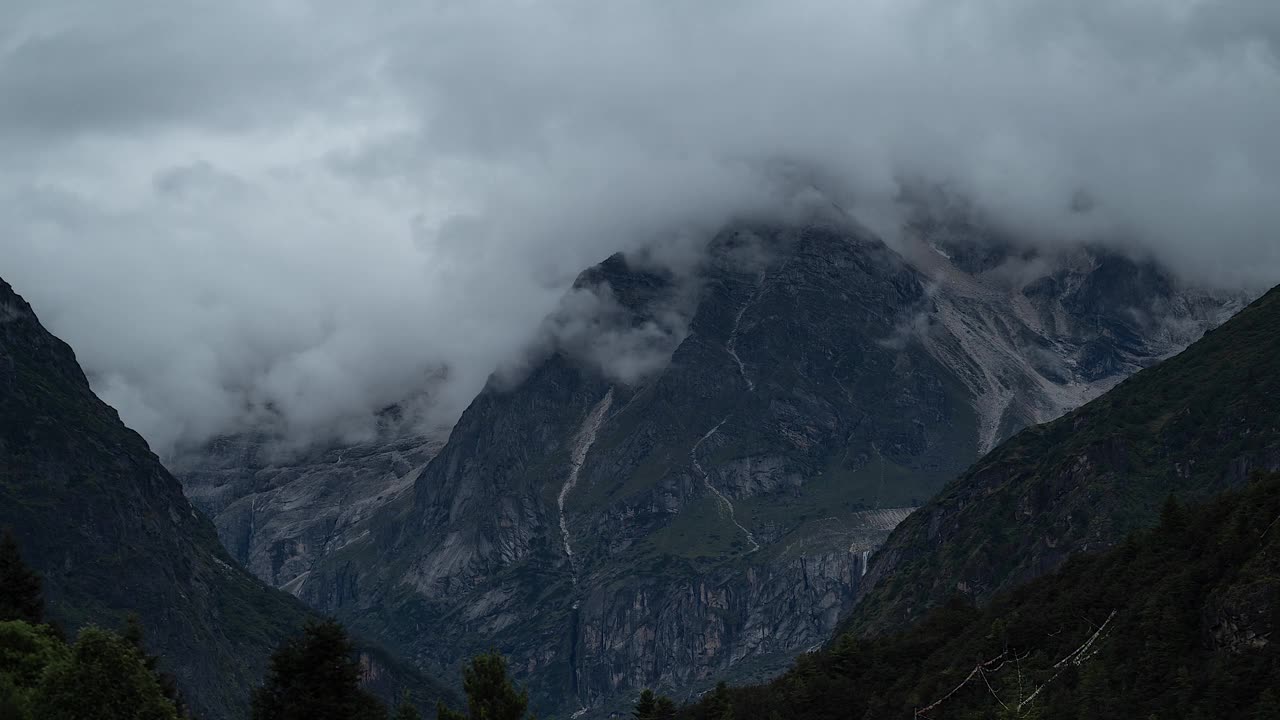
[268, 220, 1244, 716]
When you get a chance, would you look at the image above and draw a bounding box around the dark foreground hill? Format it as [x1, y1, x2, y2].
[0, 277, 448, 719]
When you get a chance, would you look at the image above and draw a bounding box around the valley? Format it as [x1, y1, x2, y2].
[171, 216, 1244, 716]
[2, 4, 1276, 718]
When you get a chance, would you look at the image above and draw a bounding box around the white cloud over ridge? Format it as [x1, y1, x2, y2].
[1, 0, 1277, 455]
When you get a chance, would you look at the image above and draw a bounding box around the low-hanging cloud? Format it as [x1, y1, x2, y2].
[1, 0, 1277, 456]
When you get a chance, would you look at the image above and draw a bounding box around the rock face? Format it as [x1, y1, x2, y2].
[0, 277, 449, 720]
[849, 284, 1280, 638]
[172, 420, 446, 593]
[266, 219, 1241, 716]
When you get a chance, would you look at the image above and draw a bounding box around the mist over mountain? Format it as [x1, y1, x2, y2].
[243, 218, 1242, 717]
[4, 4, 1280, 719]
[2, 0, 1278, 457]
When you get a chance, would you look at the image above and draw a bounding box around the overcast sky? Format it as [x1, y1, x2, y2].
[2, 0, 1278, 456]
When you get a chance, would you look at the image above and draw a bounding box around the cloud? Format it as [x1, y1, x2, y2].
[1, 0, 1277, 455]
[538, 283, 693, 387]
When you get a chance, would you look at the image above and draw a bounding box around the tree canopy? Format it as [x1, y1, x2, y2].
[36, 627, 180, 720]
[252, 619, 388, 720]
[437, 652, 530, 720]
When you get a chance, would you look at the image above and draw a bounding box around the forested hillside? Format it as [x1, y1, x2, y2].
[677, 473, 1280, 719]
[0, 277, 448, 718]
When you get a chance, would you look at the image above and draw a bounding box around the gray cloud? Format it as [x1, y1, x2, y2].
[536, 283, 693, 387]
[1, 0, 1277, 456]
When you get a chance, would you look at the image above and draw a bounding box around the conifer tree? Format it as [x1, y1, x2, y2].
[705, 682, 733, 720]
[632, 689, 676, 720]
[633, 689, 658, 719]
[252, 619, 387, 720]
[436, 652, 529, 720]
[0, 532, 42, 625]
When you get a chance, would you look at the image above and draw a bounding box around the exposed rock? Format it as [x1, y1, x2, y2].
[277, 219, 1239, 716]
[850, 284, 1280, 639]
[173, 422, 446, 592]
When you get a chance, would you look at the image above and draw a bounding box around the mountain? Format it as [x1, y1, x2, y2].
[850, 284, 1280, 637]
[172, 420, 447, 593]
[677, 471, 1280, 719]
[0, 277, 448, 719]
[257, 216, 1240, 716]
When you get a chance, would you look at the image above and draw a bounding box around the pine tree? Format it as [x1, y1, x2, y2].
[251, 619, 387, 720]
[705, 682, 733, 720]
[633, 689, 658, 719]
[0, 532, 42, 625]
[653, 695, 677, 720]
[436, 652, 529, 720]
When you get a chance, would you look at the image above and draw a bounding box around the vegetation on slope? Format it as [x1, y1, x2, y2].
[1, 532, 188, 719]
[2, 533, 450, 720]
[851, 284, 1280, 635]
[0, 277, 451, 718]
[675, 473, 1280, 719]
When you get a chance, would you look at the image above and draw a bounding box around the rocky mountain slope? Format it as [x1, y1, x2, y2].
[266, 216, 1241, 717]
[680, 471, 1280, 720]
[0, 277, 448, 719]
[173, 421, 446, 593]
[849, 283, 1280, 638]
